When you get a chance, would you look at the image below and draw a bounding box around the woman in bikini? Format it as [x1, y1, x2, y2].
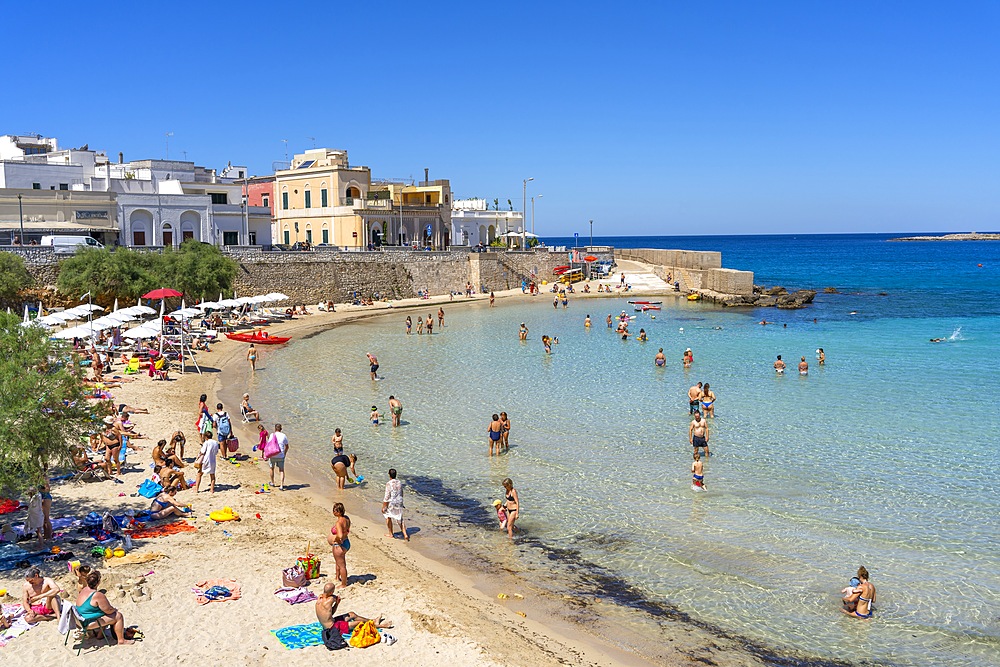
[501, 478, 520, 539]
[700, 383, 716, 418]
[842, 566, 876, 619]
[330, 453, 359, 490]
[197, 394, 212, 443]
[149, 487, 188, 520]
[499, 412, 511, 453]
[488, 414, 504, 456]
[327, 503, 352, 588]
[405, 316, 412, 334]
[247, 343, 257, 373]
[416, 317, 423, 334]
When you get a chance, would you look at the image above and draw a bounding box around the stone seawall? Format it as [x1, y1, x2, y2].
[614, 247, 754, 298]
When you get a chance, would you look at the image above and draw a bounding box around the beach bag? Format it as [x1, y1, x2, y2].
[349, 619, 381, 648]
[297, 542, 322, 580]
[227, 437, 239, 453]
[262, 434, 281, 460]
[137, 479, 163, 499]
[322, 626, 349, 650]
[217, 412, 232, 439]
[281, 564, 308, 588]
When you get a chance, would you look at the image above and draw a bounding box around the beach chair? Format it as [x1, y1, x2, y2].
[152, 357, 168, 381]
[64, 606, 115, 655]
[71, 460, 110, 484]
[122, 357, 140, 374]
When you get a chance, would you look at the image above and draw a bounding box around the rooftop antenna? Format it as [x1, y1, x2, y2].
[165, 132, 174, 159]
[307, 136, 316, 148]
[181, 150, 188, 160]
[281, 139, 288, 162]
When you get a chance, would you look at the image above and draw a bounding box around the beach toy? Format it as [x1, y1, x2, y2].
[209, 507, 240, 522]
[255, 513, 262, 520]
[516, 611, 526, 617]
[356, 475, 364, 483]
[104, 548, 113, 559]
[497, 593, 508, 600]
[68, 560, 81, 573]
[51, 546, 61, 554]
[113, 548, 126, 558]
[0, 588, 6, 597]
[513, 593, 524, 599]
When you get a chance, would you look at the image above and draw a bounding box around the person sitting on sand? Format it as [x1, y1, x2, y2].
[330, 453, 359, 490]
[22, 567, 61, 622]
[316, 582, 394, 633]
[149, 486, 190, 520]
[152, 439, 187, 489]
[75, 570, 134, 645]
[170, 431, 187, 460]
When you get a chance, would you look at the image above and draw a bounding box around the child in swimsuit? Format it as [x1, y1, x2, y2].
[370, 407, 380, 426]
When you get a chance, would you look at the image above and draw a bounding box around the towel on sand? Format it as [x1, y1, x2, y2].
[132, 521, 197, 539]
[193, 579, 241, 605]
[274, 587, 318, 605]
[271, 622, 324, 649]
[107, 552, 166, 567]
[0, 603, 34, 648]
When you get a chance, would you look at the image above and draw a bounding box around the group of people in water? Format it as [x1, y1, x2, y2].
[404, 308, 445, 335]
[773, 348, 824, 375]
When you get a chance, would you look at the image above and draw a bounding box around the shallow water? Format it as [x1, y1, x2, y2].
[251, 238, 1000, 666]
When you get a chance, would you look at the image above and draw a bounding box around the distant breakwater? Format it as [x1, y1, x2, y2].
[889, 232, 1000, 241]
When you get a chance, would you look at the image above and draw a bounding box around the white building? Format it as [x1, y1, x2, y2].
[450, 198, 524, 247]
[0, 134, 270, 247]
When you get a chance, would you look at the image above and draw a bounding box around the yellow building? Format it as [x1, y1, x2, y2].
[274, 150, 453, 249]
[273, 149, 371, 247]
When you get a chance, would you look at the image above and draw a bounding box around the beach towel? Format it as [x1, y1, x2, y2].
[131, 521, 197, 539]
[0, 499, 20, 515]
[107, 552, 166, 568]
[193, 579, 241, 605]
[274, 586, 317, 605]
[0, 543, 44, 572]
[271, 622, 324, 650]
[0, 603, 33, 648]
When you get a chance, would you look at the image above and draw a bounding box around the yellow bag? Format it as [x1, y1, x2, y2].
[349, 619, 381, 648]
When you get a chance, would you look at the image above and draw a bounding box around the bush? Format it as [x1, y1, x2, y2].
[57, 241, 238, 304]
[0, 252, 32, 306]
[0, 311, 93, 492]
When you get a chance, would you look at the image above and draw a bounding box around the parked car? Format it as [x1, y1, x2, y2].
[40, 235, 104, 254]
[269, 243, 291, 252]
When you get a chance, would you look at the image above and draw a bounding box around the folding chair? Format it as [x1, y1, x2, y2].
[63, 606, 114, 655]
[122, 357, 140, 374]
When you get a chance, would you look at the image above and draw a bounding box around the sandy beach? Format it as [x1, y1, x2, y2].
[0, 273, 770, 666]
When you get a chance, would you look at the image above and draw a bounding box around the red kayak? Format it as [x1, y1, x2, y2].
[226, 332, 291, 344]
[642, 305, 661, 311]
[628, 300, 662, 305]
[553, 265, 570, 275]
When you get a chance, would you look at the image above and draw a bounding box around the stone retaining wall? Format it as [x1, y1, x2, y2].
[614, 247, 753, 297]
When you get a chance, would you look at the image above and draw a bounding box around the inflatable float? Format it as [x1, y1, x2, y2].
[209, 507, 240, 522]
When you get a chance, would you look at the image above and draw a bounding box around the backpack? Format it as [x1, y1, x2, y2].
[217, 412, 232, 439]
[322, 626, 349, 651]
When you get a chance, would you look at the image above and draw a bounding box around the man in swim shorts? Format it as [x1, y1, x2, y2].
[799, 356, 809, 375]
[316, 582, 394, 635]
[689, 411, 710, 457]
[21, 567, 61, 622]
[688, 382, 702, 413]
[388, 395, 403, 427]
[774, 355, 786, 373]
[366, 352, 379, 380]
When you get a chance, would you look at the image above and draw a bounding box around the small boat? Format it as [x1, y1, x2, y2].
[686, 294, 701, 301]
[226, 332, 291, 344]
[552, 265, 570, 275]
[641, 305, 661, 311]
[627, 300, 662, 305]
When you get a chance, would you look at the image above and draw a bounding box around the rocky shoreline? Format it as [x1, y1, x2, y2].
[708, 285, 818, 309]
[889, 232, 1000, 241]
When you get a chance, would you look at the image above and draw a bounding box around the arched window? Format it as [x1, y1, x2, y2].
[129, 209, 153, 246]
[320, 182, 328, 207]
[281, 187, 289, 210]
[180, 211, 200, 242]
[304, 184, 312, 209]
[162, 223, 174, 247]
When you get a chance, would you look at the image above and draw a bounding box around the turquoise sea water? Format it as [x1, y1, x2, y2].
[252, 235, 1000, 666]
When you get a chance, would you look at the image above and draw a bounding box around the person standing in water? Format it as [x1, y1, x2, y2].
[405, 316, 412, 334]
[692, 452, 706, 491]
[817, 348, 825, 365]
[426, 314, 433, 334]
[798, 356, 809, 375]
[774, 355, 786, 374]
[606, 314, 613, 329]
[388, 395, 403, 427]
[689, 411, 710, 457]
[584, 314, 591, 328]
[499, 411, 511, 453]
[366, 352, 380, 380]
[501, 478, 520, 539]
[247, 344, 257, 373]
[438, 307, 445, 327]
[490, 291, 495, 307]
[683, 348, 693, 368]
[519, 323, 529, 341]
[700, 383, 716, 418]
[655, 348, 667, 367]
[488, 414, 504, 456]
[688, 381, 702, 413]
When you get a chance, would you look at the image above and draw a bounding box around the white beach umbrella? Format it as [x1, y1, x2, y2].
[113, 298, 119, 312]
[264, 292, 290, 301]
[123, 325, 159, 339]
[54, 323, 101, 339]
[23, 304, 30, 324]
[169, 308, 200, 318]
[217, 298, 242, 308]
[235, 296, 257, 305]
[197, 301, 221, 310]
[88, 317, 119, 330]
[74, 304, 104, 314]
[21, 318, 48, 328]
[124, 305, 156, 316]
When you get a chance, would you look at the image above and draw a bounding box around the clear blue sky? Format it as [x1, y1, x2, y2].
[2, 1, 997, 235]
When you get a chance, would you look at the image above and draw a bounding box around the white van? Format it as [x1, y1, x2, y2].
[40, 235, 105, 254]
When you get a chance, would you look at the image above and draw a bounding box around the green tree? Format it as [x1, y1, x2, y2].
[0, 312, 93, 492]
[159, 240, 237, 300]
[58, 247, 158, 305]
[0, 252, 32, 306]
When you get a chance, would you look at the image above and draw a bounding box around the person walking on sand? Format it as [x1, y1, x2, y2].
[689, 411, 710, 457]
[268, 423, 289, 490]
[194, 430, 219, 494]
[438, 307, 445, 327]
[366, 352, 380, 380]
[692, 452, 706, 491]
[620, 272, 626, 287]
[488, 414, 504, 456]
[247, 343, 257, 373]
[799, 356, 809, 375]
[501, 478, 520, 539]
[327, 503, 352, 588]
[388, 395, 403, 427]
[382, 468, 408, 541]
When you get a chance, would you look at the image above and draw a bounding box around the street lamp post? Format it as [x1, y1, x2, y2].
[521, 177, 534, 250]
[531, 195, 542, 240]
[589, 219, 594, 250]
[17, 193, 24, 245]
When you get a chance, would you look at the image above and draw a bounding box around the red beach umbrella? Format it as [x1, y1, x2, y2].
[142, 288, 183, 299]
[584, 255, 598, 262]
